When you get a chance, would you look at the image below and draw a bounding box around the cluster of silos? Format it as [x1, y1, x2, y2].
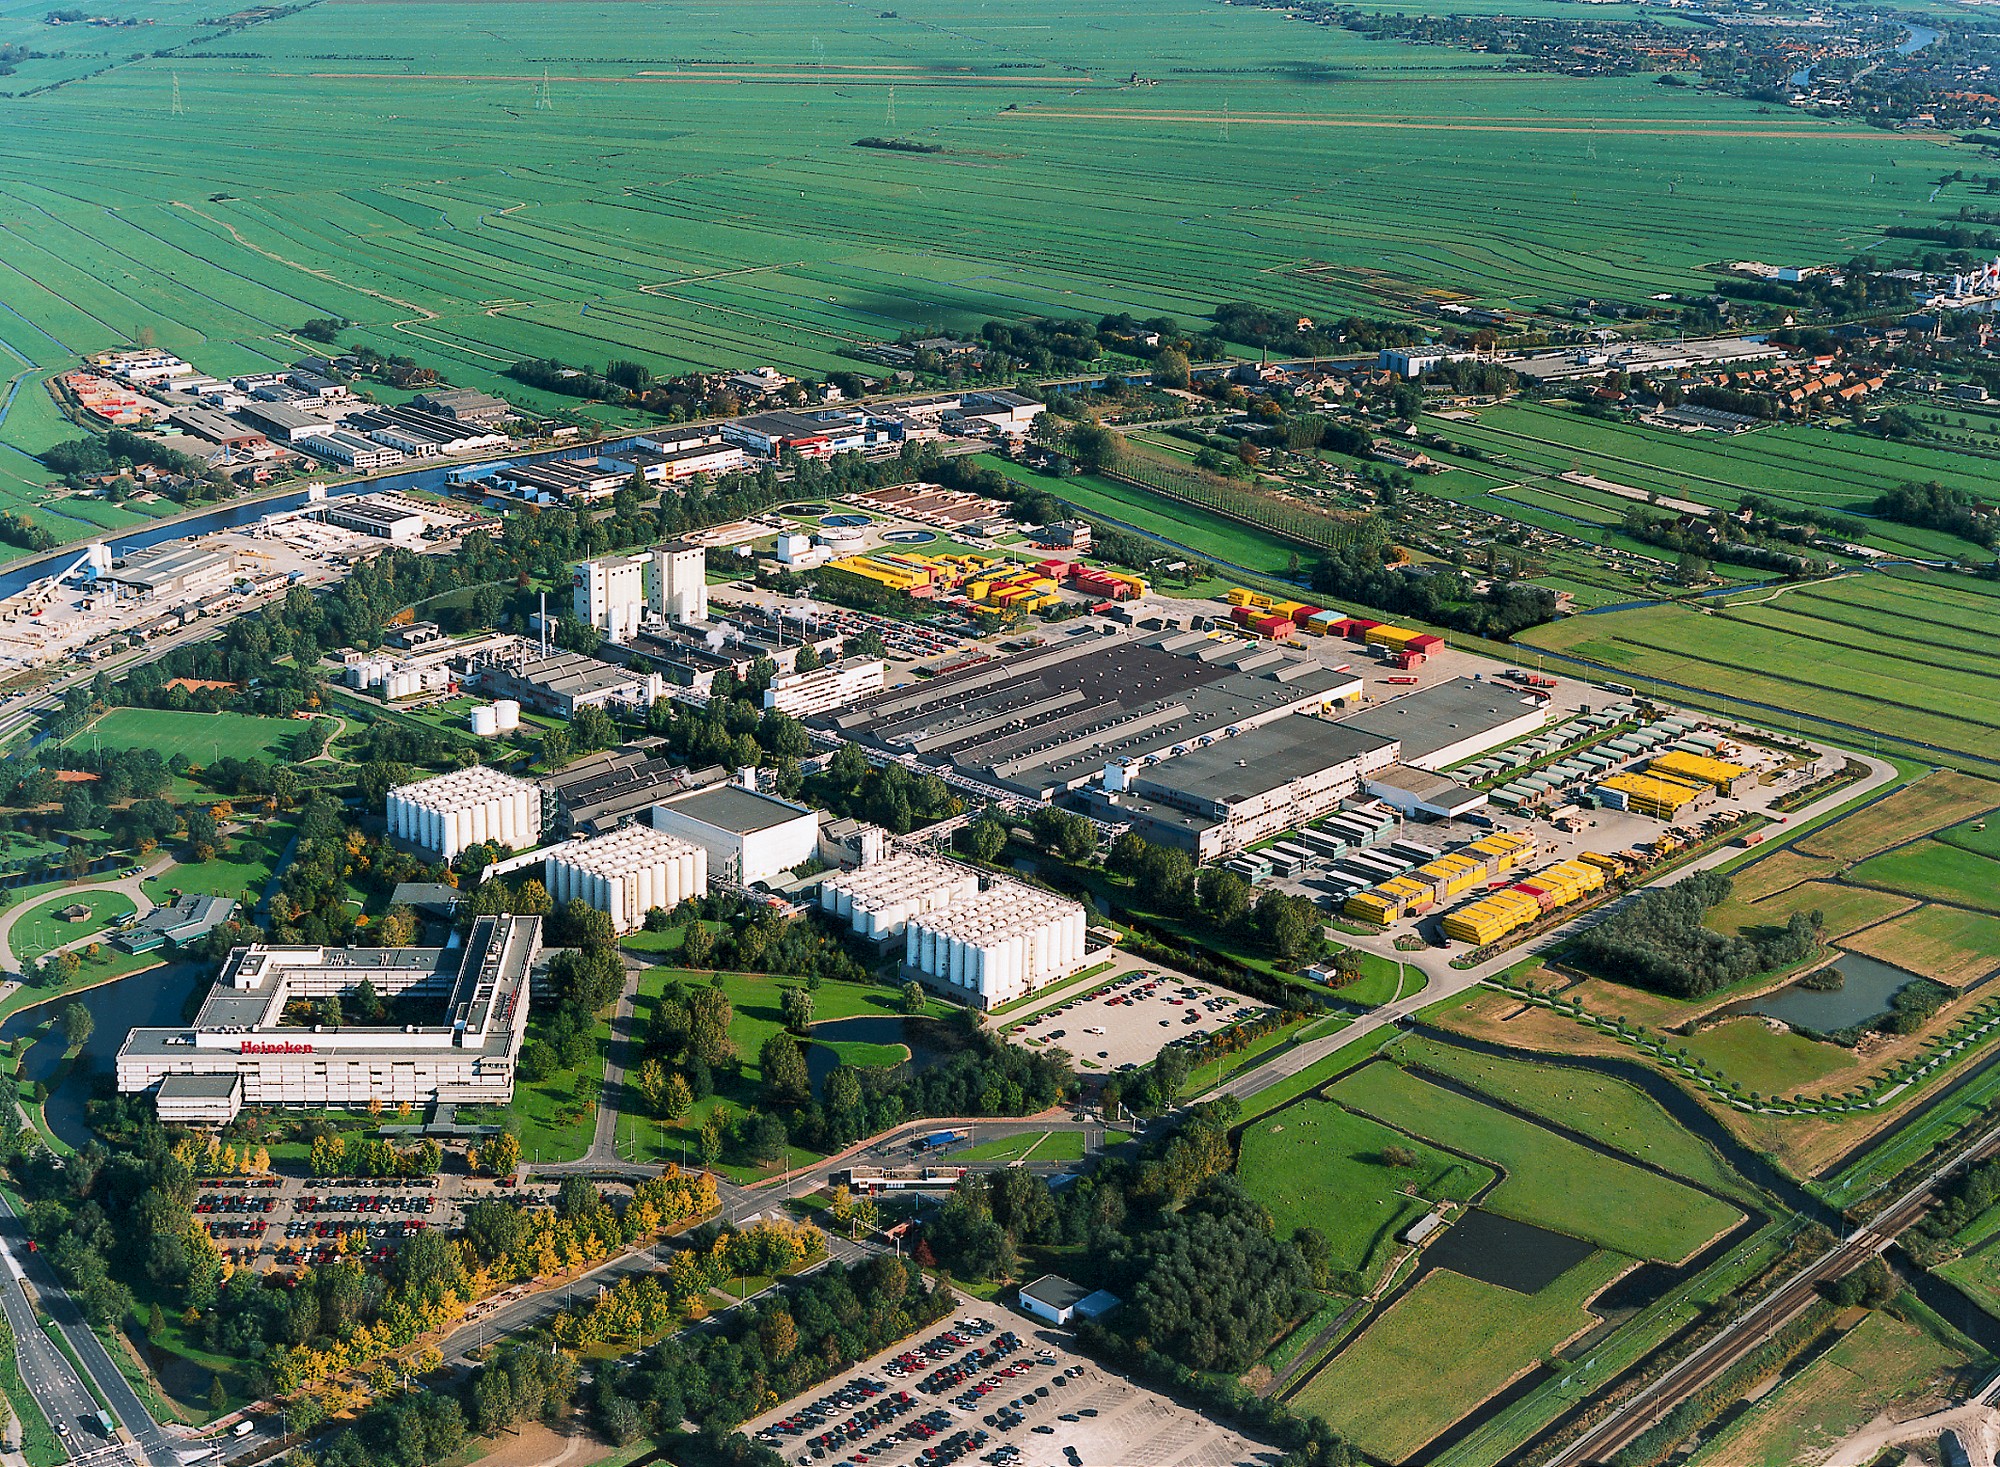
[468, 700, 523, 737]
[388, 766, 540, 862]
[545, 825, 707, 933]
[905, 882, 1088, 1009]
[820, 853, 980, 941]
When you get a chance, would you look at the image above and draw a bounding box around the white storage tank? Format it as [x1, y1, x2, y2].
[494, 699, 521, 732]
[470, 705, 500, 737]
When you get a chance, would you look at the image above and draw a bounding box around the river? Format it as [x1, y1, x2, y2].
[0, 430, 664, 601]
[1, 962, 205, 1148]
[1792, 23, 1936, 87]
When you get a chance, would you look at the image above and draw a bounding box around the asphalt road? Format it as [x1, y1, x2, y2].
[0, 1194, 185, 1467]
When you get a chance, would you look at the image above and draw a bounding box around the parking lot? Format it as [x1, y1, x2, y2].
[743, 1315, 1278, 1467]
[1005, 966, 1271, 1075]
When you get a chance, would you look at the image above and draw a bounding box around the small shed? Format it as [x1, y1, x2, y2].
[1017, 1275, 1121, 1326]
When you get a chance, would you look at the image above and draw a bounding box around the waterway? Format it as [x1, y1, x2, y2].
[1728, 951, 1922, 1033]
[0, 430, 667, 601]
[1792, 23, 1937, 86]
[1, 961, 205, 1148]
[805, 1014, 949, 1094]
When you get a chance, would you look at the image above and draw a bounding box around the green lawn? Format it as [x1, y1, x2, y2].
[1940, 815, 2000, 862]
[951, 1129, 1088, 1164]
[1330, 1063, 1741, 1262]
[1238, 1100, 1492, 1280]
[1848, 840, 2000, 916]
[1679, 1016, 1858, 1097]
[1327, 951, 1428, 1008]
[7, 888, 136, 964]
[1390, 1035, 1762, 1207]
[60, 709, 309, 765]
[1292, 1251, 1631, 1464]
[609, 965, 951, 1178]
[141, 819, 293, 910]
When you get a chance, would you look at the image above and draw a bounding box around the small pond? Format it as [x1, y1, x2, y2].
[1423, 1209, 1595, 1295]
[1728, 951, 1924, 1033]
[1, 962, 207, 1148]
[806, 1014, 950, 1094]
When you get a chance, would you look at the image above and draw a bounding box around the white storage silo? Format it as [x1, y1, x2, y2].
[471, 705, 500, 737]
[494, 700, 520, 732]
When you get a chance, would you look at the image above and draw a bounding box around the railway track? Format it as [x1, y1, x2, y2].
[1544, 1115, 2000, 1466]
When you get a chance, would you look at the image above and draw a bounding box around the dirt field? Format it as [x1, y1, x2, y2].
[1842, 905, 2000, 988]
[1795, 770, 2000, 863]
[1728, 848, 1842, 902]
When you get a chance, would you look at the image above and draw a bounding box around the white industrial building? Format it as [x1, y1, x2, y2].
[1337, 677, 1553, 773]
[388, 765, 541, 862]
[544, 824, 707, 933]
[573, 541, 708, 638]
[904, 881, 1088, 1010]
[650, 782, 820, 885]
[820, 852, 981, 943]
[763, 657, 886, 718]
[116, 914, 541, 1124]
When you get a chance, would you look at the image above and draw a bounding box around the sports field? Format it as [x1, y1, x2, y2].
[1329, 1063, 1739, 1262]
[59, 708, 306, 765]
[1292, 1251, 1630, 1464]
[0, 0, 1971, 535]
[1237, 1100, 1492, 1280]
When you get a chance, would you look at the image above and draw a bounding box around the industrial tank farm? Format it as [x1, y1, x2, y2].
[387, 766, 541, 862]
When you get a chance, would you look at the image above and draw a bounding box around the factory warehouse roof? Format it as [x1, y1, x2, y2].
[1130, 718, 1396, 807]
[657, 784, 813, 834]
[395, 764, 539, 809]
[1336, 677, 1550, 767]
[825, 630, 1362, 798]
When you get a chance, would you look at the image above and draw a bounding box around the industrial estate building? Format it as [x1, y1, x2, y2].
[100, 544, 239, 601]
[1335, 677, 1552, 771]
[819, 848, 1089, 1006]
[544, 825, 707, 933]
[904, 883, 1089, 1010]
[821, 630, 1364, 799]
[117, 914, 543, 1124]
[820, 852, 982, 944]
[542, 746, 721, 836]
[762, 657, 886, 717]
[649, 782, 820, 885]
[468, 648, 666, 718]
[572, 542, 708, 637]
[1086, 716, 1400, 859]
[389, 766, 542, 862]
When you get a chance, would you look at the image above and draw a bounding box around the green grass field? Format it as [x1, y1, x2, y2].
[1292, 1251, 1630, 1464]
[1331, 1063, 1740, 1262]
[1687, 1307, 1969, 1467]
[1389, 1035, 1761, 1206]
[0, 0, 1973, 536]
[1847, 840, 2000, 916]
[1522, 570, 2000, 775]
[6, 888, 135, 965]
[61, 709, 308, 766]
[1680, 1016, 1858, 1096]
[1238, 1100, 1493, 1280]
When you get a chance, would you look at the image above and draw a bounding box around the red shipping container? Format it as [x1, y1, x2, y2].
[1290, 604, 1324, 625]
[1230, 606, 1256, 625]
[1408, 633, 1445, 654]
